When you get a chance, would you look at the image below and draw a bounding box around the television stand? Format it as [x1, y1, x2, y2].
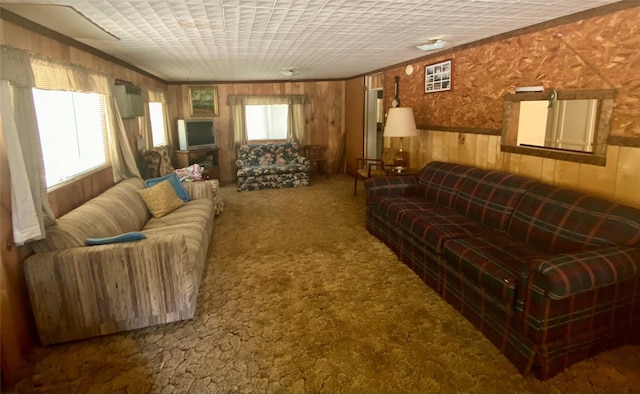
[174, 148, 220, 180]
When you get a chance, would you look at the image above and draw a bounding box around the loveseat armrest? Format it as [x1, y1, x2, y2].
[235, 159, 245, 169]
[529, 246, 640, 300]
[24, 234, 192, 345]
[293, 155, 310, 165]
[364, 175, 418, 198]
[182, 180, 213, 200]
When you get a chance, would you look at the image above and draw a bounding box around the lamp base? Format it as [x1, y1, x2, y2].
[392, 149, 408, 168]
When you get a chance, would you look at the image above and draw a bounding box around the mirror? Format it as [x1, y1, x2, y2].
[501, 89, 616, 166]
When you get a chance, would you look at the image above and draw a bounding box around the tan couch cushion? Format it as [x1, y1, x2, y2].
[31, 178, 150, 253]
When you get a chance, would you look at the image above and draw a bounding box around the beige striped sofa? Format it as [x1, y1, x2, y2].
[24, 178, 215, 345]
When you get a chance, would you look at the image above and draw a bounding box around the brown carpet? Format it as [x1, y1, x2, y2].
[7, 174, 640, 393]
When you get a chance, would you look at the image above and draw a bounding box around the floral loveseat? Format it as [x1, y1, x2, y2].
[365, 161, 640, 380]
[24, 177, 215, 345]
[236, 142, 310, 191]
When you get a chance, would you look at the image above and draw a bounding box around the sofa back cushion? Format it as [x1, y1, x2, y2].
[508, 183, 640, 254]
[31, 178, 151, 253]
[416, 161, 478, 208]
[237, 142, 302, 166]
[454, 170, 536, 232]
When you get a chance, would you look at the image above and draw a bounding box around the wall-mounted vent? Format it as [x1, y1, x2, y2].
[114, 84, 144, 119]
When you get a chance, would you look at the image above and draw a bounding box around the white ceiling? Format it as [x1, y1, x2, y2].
[1, 0, 623, 82]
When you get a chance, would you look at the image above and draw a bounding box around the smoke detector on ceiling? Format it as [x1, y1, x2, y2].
[280, 68, 299, 77]
[416, 39, 447, 51]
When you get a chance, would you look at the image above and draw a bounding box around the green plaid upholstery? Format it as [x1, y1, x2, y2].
[364, 160, 640, 380]
[508, 183, 640, 253]
[416, 161, 478, 207]
[442, 235, 549, 305]
[364, 175, 418, 200]
[530, 246, 640, 299]
[453, 170, 536, 232]
[399, 209, 497, 255]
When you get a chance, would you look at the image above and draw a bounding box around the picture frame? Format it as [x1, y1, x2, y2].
[425, 60, 452, 93]
[188, 86, 218, 117]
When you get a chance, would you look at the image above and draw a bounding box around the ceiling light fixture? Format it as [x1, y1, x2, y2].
[416, 39, 446, 51]
[280, 68, 299, 77]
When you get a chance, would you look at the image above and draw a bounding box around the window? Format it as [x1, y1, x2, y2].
[148, 101, 167, 146]
[245, 104, 288, 141]
[32, 89, 109, 188]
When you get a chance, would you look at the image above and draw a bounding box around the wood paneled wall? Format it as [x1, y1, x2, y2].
[0, 19, 167, 384]
[3, 2, 639, 385]
[168, 81, 345, 183]
[405, 132, 640, 208]
[383, 5, 640, 208]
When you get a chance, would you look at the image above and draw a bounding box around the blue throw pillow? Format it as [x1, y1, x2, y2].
[86, 231, 147, 246]
[144, 173, 189, 201]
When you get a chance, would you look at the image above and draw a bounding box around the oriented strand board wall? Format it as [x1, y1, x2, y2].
[168, 81, 344, 184]
[384, 5, 640, 208]
[387, 6, 640, 136]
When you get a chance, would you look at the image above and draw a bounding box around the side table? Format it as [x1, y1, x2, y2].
[385, 168, 420, 176]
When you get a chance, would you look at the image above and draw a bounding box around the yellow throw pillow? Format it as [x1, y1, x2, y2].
[137, 179, 184, 218]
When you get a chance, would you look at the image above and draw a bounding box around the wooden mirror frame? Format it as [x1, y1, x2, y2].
[501, 89, 616, 166]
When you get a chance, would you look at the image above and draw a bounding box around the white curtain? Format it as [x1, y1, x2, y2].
[0, 45, 143, 243]
[1, 81, 43, 244]
[228, 103, 247, 149]
[0, 46, 56, 244]
[289, 102, 306, 146]
[227, 94, 307, 148]
[142, 88, 172, 150]
[30, 48, 140, 182]
[107, 95, 142, 182]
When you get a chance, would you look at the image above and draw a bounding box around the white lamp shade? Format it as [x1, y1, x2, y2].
[383, 107, 418, 137]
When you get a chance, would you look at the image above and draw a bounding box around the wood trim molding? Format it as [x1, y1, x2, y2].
[504, 89, 618, 102]
[608, 135, 640, 147]
[501, 144, 607, 166]
[417, 124, 501, 136]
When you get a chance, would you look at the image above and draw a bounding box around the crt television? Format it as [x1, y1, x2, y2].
[177, 119, 216, 150]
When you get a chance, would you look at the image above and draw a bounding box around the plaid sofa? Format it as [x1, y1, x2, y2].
[365, 161, 640, 380]
[236, 142, 310, 191]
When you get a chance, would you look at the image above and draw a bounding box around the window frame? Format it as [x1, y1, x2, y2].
[32, 88, 111, 190]
[148, 101, 168, 147]
[245, 103, 289, 143]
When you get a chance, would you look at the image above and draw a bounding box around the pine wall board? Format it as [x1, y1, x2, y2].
[408, 131, 640, 208]
[0, 19, 169, 383]
[169, 80, 344, 183]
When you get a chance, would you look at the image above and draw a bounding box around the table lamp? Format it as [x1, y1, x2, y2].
[383, 107, 418, 168]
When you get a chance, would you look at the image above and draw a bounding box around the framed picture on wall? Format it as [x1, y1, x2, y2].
[425, 60, 452, 93]
[189, 86, 219, 117]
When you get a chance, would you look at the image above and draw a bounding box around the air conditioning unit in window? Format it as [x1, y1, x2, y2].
[114, 84, 144, 119]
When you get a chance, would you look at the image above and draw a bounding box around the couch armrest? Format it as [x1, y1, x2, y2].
[364, 175, 418, 198]
[530, 246, 640, 300]
[24, 234, 192, 345]
[182, 180, 213, 200]
[235, 159, 245, 168]
[294, 155, 310, 167]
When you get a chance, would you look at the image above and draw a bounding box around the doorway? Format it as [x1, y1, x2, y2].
[365, 74, 384, 161]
